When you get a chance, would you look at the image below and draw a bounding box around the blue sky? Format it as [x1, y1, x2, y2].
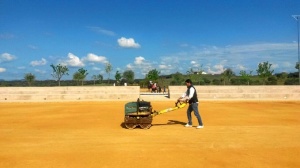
[1, 0, 300, 80]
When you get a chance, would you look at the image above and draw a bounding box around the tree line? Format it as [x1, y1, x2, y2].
[1, 61, 299, 87]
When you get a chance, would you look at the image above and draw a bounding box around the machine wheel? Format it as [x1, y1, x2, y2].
[125, 123, 137, 129]
[139, 123, 152, 129]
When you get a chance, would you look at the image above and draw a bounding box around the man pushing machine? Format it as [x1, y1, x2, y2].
[178, 79, 204, 129]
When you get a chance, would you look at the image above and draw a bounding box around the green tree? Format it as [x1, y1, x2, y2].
[185, 66, 204, 85]
[77, 68, 88, 86]
[92, 74, 103, 85]
[296, 63, 300, 84]
[115, 71, 122, 85]
[73, 72, 82, 86]
[186, 68, 194, 79]
[197, 65, 204, 85]
[221, 68, 235, 85]
[220, 74, 226, 85]
[284, 78, 298, 85]
[172, 72, 183, 85]
[212, 79, 221, 85]
[256, 61, 274, 85]
[266, 76, 277, 85]
[50, 64, 69, 86]
[276, 72, 288, 85]
[92, 75, 97, 85]
[146, 69, 160, 82]
[239, 70, 252, 85]
[98, 74, 103, 84]
[24, 73, 35, 86]
[123, 70, 135, 84]
[202, 78, 211, 85]
[159, 75, 166, 88]
[105, 63, 113, 84]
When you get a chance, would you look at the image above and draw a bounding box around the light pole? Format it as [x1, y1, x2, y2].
[292, 15, 300, 85]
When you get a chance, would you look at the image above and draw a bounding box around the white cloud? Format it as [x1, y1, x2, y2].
[180, 43, 189, 47]
[30, 58, 47, 66]
[126, 64, 133, 69]
[271, 63, 279, 69]
[88, 26, 116, 36]
[125, 56, 154, 77]
[0, 67, 6, 72]
[92, 67, 101, 71]
[28, 45, 38, 50]
[0, 53, 16, 62]
[63, 53, 84, 67]
[159, 64, 172, 70]
[83, 53, 108, 63]
[225, 43, 296, 53]
[235, 64, 247, 71]
[281, 61, 294, 68]
[190, 60, 202, 68]
[207, 64, 226, 74]
[118, 37, 141, 48]
[158, 42, 298, 75]
[34, 69, 46, 74]
[134, 56, 145, 65]
[0, 33, 15, 39]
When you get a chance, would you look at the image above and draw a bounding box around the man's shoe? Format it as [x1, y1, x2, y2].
[184, 124, 192, 127]
[196, 125, 204, 129]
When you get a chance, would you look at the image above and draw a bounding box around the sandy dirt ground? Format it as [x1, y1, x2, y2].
[0, 100, 300, 168]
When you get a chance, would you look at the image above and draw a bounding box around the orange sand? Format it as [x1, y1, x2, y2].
[0, 101, 299, 168]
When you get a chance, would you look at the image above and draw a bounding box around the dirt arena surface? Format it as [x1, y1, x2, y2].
[0, 100, 299, 168]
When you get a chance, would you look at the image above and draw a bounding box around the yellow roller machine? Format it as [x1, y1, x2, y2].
[124, 98, 187, 129]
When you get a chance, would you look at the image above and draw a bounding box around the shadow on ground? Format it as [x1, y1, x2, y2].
[121, 120, 185, 129]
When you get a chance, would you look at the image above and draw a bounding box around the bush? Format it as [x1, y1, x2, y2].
[284, 78, 299, 85]
[202, 78, 211, 85]
[266, 76, 277, 85]
[212, 79, 221, 85]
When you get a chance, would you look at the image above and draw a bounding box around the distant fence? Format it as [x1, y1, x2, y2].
[0, 86, 299, 102]
[168, 86, 300, 101]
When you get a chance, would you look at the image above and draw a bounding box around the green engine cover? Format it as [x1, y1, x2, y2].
[124, 100, 152, 115]
[125, 102, 138, 114]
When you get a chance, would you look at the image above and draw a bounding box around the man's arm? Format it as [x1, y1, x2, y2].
[188, 87, 195, 99]
[177, 90, 189, 102]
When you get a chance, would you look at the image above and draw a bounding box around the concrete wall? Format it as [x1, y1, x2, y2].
[0, 86, 299, 102]
[169, 86, 300, 101]
[0, 86, 140, 102]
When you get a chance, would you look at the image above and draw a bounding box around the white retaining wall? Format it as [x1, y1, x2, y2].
[169, 86, 300, 101]
[0, 86, 299, 102]
[0, 86, 140, 102]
